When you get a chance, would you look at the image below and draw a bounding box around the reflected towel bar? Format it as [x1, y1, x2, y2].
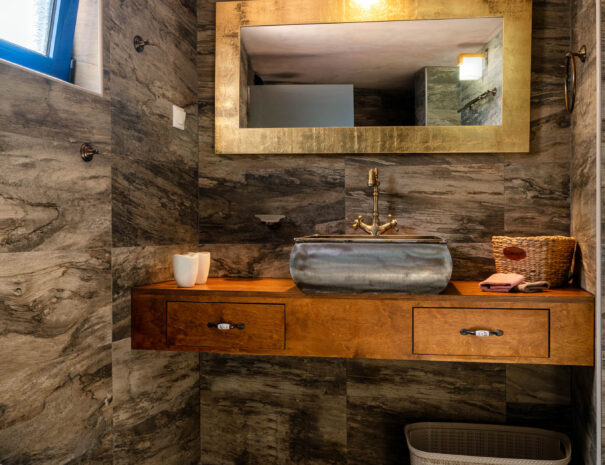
[457, 88, 498, 113]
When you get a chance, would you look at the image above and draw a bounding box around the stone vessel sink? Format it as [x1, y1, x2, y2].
[290, 235, 453, 294]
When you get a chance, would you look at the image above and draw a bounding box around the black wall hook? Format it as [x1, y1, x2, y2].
[134, 35, 155, 53]
[81, 143, 102, 162]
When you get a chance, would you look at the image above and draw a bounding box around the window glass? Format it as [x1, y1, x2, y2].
[0, 0, 55, 55]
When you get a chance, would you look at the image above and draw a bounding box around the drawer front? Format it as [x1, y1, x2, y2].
[166, 302, 285, 350]
[413, 307, 549, 358]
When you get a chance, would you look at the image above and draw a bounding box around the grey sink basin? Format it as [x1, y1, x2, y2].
[289, 235, 453, 294]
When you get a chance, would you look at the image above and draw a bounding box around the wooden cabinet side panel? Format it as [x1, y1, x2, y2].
[548, 302, 594, 365]
[132, 292, 168, 350]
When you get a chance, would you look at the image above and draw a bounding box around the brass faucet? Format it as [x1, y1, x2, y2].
[352, 168, 398, 236]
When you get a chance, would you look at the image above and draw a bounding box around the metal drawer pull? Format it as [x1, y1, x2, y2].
[207, 322, 245, 331]
[460, 329, 503, 337]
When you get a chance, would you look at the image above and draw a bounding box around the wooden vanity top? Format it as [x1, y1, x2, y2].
[136, 278, 593, 301]
[132, 279, 594, 366]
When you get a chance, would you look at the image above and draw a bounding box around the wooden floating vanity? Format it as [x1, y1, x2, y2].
[132, 279, 594, 366]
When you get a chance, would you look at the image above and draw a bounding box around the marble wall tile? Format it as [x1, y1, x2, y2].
[0, 250, 112, 464]
[0, 131, 111, 253]
[201, 392, 347, 465]
[425, 67, 461, 126]
[346, 360, 507, 465]
[0, 62, 110, 144]
[200, 355, 347, 465]
[198, 156, 345, 243]
[506, 403, 572, 435]
[109, 0, 199, 247]
[200, 243, 292, 278]
[522, 0, 572, 165]
[112, 338, 200, 465]
[506, 365, 572, 435]
[446, 242, 497, 281]
[0, 59, 111, 254]
[345, 158, 505, 243]
[504, 162, 570, 236]
[571, 0, 598, 294]
[112, 244, 198, 342]
[506, 365, 571, 405]
[200, 354, 346, 395]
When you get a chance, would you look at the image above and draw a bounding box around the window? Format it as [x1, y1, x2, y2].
[0, 0, 80, 81]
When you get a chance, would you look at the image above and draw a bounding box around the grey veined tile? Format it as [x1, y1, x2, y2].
[0, 61, 110, 143]
[109, 0, 198, 248]
[506, 365, 571, 405]
[201, 392, 347, 465]
[200, 354, 347, 464]
[112, 338, 200, 465]
[346, 360, 506, 465]
[345, 158, 505, 243]
[504, 162, 570, 236]
[199, 243, 292, 278]
[198, 156, 345, 243]
[0, 131, 111, 252]
[200, 354, 346, 395]
[0, 250, 112, 464]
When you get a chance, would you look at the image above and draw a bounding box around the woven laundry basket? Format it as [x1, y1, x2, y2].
[405, 423, 571, 465]
[492, 236, 576, 288]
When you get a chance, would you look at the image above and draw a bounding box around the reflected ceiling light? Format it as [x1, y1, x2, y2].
[458, 53, 484, 80]
[351, 0, 381, 8]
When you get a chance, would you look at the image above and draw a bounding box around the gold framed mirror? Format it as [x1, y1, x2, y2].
[215, 0, 532, 154]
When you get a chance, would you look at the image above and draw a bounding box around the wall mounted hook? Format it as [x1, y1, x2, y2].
[134, 35, 155, 53]
[80, 143, 103, 162]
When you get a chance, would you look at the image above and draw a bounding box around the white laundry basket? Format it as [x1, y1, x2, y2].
[405, 423, 571, 465]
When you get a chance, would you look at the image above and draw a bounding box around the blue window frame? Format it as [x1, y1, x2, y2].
[0, 0, 80, 81]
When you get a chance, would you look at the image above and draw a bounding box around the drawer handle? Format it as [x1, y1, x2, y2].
[207, 322, 246, 331]
[460, 329, 503, 337]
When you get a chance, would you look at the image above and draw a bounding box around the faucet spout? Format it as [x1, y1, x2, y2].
[354, 168, 399, 236]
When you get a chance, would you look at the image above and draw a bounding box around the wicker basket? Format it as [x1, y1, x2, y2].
[405, 422, 571, 465]
[491, 236, 576, 288]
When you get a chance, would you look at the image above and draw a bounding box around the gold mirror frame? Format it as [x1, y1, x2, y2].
[215, 0, 532, 154]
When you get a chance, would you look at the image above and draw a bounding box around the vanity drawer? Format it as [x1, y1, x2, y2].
[413, 308, 549, 358]
[166, 302, 285, 350]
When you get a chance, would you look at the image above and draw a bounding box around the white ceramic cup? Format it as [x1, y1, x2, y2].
[173, 254, 199, 288]
[192, 252, 211, 284]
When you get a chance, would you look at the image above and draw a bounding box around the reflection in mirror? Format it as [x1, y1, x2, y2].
[240, 18, 503, 128]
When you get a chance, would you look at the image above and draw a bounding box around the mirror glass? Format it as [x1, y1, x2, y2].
[240, 18, 503, 128]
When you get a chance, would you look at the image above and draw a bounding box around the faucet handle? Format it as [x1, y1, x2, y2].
[352, 215, 364, 230]
[388, 214, 399, 233]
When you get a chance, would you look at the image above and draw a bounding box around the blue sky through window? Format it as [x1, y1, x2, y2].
[0, 0, 55, 55]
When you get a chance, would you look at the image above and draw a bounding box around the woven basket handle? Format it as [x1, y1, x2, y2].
[567, 242, 578, 285]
